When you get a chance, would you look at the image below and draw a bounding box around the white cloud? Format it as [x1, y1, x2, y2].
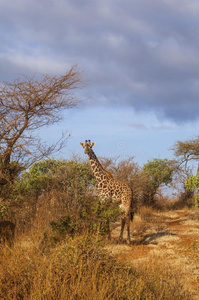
[129, 114, 180, 131]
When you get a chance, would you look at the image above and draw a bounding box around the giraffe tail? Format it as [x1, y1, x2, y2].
[130, 211, 134, 221]
[130, 189, 135, 221]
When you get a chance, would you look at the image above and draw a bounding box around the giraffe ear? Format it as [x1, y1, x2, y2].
[91, 142, 96, 147]
[79, 142, 84, 147]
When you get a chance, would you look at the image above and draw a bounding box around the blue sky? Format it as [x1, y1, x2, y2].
[1, 0, 199, 167]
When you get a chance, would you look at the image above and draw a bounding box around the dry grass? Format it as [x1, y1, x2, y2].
[132, 206, 167, 238]
[131, 255, 197, 299]
[1, 192, 199, 300]
[183, 208, 199, 221]
[108, 207, 199, 299]
[154, 194, 196, 211]
[0, 227, 196, 300]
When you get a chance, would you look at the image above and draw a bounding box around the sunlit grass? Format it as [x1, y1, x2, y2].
[0, 229, 195, 300]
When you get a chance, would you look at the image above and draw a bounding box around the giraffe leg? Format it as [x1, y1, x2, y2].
[126, 216, 131, 244]
[119, 218, 126, 241]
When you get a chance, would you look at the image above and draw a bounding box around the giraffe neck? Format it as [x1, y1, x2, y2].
[87, 149, 113, 183]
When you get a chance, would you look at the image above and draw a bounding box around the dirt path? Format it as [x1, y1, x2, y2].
[106, 209, 199, 298]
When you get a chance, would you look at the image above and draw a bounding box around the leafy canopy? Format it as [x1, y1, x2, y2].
[143, 158, 175, 190]
[16, 159, 94, 197]
[186, 172, 199, 208]
[174, 137, 199, 162]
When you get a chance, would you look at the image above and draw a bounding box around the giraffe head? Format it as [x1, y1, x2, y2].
[79, 140, 96, 154]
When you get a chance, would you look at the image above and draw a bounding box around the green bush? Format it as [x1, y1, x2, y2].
[46, 198, 121, 245]
[186, 172, 199, 208]
[143, 158, 176, 205]
[16, 159, 94, 198]
[3, 159, 96, 230]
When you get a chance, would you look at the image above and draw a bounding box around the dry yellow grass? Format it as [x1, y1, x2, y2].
[109, 207, 199, 299]
[0, 203, 199, 300]
[0, 230, 196, 299]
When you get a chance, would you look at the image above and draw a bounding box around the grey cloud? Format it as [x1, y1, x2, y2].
[129, 122, 178, 131]
[0, 0, 199, 122]
[129, 123, 147, 130]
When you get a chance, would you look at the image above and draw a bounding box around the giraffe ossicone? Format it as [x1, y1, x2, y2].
[79, 139, 134, 244]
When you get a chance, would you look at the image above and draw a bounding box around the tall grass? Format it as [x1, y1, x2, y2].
[0, 232, 195, 300]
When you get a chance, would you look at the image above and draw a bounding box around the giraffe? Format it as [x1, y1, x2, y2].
[79, 139, 134, 244]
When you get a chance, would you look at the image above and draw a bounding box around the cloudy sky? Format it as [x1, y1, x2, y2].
[1, 0, 199, 165]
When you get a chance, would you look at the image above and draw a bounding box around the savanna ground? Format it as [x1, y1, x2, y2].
[1, 201, 199, 300]
[108, 206, 199, 299]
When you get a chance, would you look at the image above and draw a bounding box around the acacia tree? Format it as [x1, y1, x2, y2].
[173, 137, 199, 170]
[143, 158, 176, 205]
[186, 172, 199, 208]
[173, 137, 199, 206]
[0, 66, 82, 185]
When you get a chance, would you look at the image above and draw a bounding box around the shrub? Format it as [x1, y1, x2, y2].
[39, 198, 121, 250]
[3, 159, 95, 232]
[16, 159, 94, 198]
[143, 159, 176, 206]
[186, 172, 199, 208]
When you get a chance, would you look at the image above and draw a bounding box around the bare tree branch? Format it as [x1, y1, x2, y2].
[0, 66, 82, 183]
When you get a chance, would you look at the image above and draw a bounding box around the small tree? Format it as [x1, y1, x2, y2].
[0, 66, 82, 185]
[173, 137, 198, 206]
[143, 158, 176, 206]
[3, 159, 95, 229]
[16, 159, 94, 200]
[186, 171, 199, 208]
[173, 137, 199, 167]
